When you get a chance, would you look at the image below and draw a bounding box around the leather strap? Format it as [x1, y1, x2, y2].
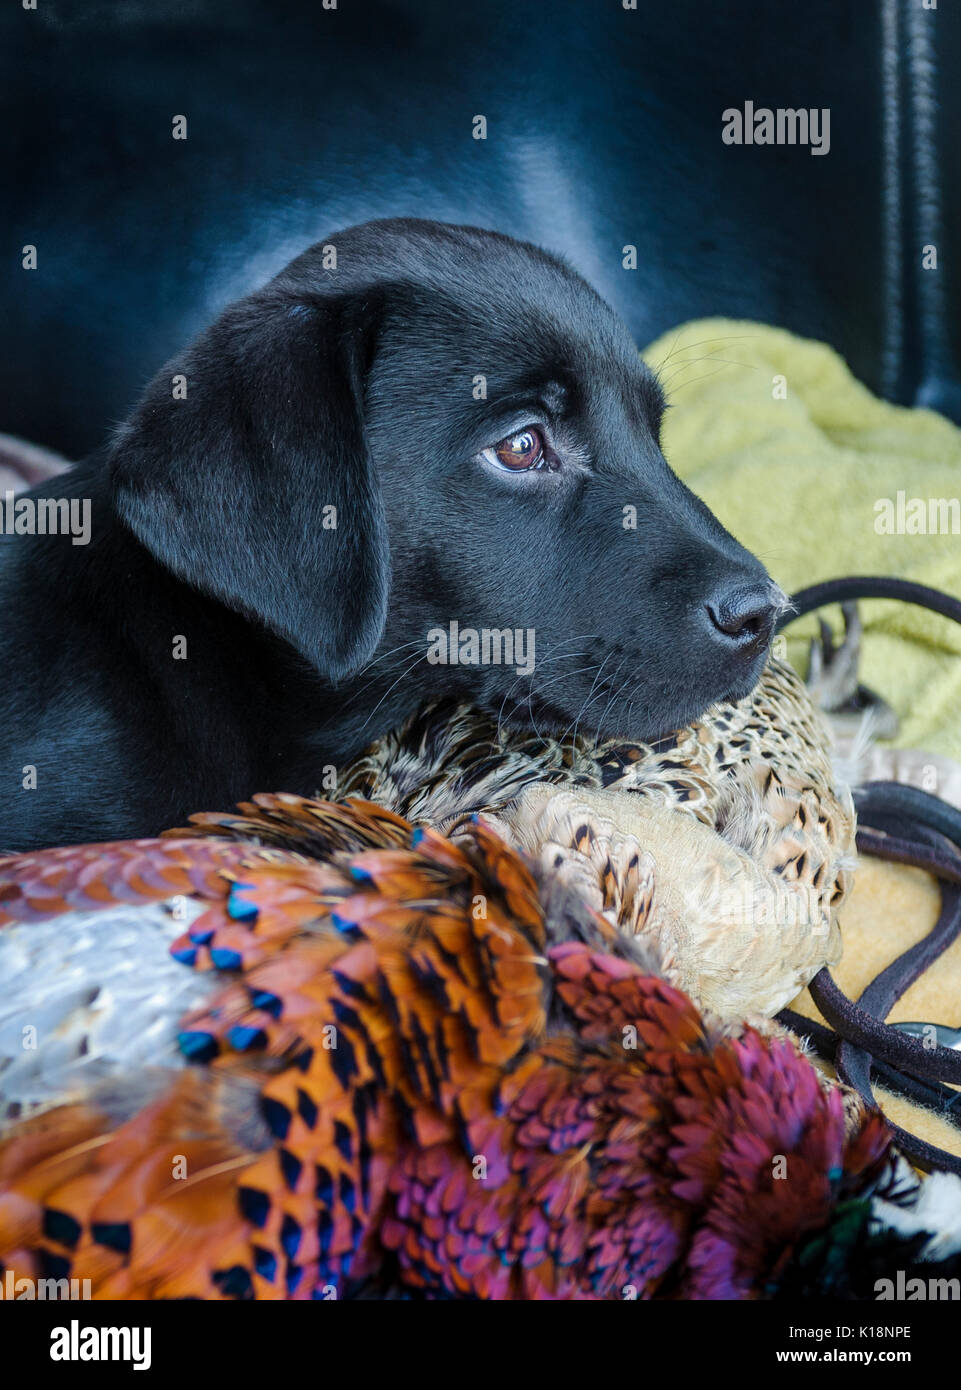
[775, 578, 961, 1174]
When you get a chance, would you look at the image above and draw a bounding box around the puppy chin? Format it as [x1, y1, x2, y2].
[626, 655, 775, 743]
[491, 642, 774, 747]
[667, 657, 772, 734]
[718, 643, 773, 705]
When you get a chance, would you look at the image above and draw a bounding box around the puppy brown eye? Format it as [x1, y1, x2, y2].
[482, 427, 546, 471]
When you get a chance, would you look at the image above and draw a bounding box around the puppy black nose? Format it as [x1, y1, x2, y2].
[706, 585, 777, 646]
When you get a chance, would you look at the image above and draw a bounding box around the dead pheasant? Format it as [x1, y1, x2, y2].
[1, 647, 958, 1299]
[339, 654, 857, 1021]
[0, 793, 958, 1300]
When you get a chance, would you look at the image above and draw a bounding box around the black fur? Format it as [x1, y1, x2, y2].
[0, 219, 776, 850]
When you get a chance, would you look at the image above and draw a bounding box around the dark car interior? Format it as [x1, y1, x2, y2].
[5, 0, 960, 462]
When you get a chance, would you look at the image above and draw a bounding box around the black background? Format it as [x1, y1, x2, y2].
[4, 0, 960, 457]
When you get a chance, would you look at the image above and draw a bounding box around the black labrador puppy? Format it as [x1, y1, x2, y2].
[0, 219, 780, 851]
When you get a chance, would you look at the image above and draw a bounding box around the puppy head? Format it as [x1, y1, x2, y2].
[110, 218, 779, 743]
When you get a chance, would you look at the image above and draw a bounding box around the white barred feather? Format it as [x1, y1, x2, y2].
[0, 900, 213, 1121]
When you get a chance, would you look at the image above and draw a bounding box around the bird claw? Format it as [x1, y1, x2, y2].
[805, 602, 899, 739]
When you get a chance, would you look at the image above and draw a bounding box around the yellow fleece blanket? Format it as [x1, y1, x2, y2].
[642, 320, 961, 761]
[642, 320, 961, 1156]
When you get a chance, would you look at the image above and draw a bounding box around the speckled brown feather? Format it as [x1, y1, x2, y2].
[337, 657, 855, 1018]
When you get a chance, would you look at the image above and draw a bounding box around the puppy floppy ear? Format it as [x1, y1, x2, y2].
[109, 291, 390, 682]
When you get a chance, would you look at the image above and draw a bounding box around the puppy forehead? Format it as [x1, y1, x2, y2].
[307, 219, 662, 427]
[380, 283, 656, 416]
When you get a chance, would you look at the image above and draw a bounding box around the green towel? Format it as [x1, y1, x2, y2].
[641, 320, 961, 760]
